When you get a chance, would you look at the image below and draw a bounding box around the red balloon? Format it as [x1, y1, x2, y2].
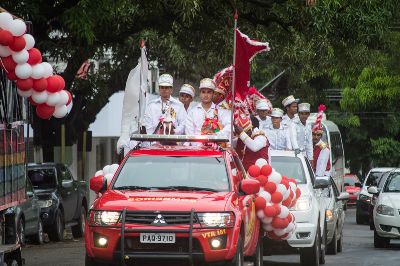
[287, 213, 294, 223]
[295, 188, 302, 199]
[271, 192, 283, 203]
[1, 56, 17, 72]
[32, 78, 48, 92]
[264, 182, 277, 194]
[46, 75, 62, 93]
[255, 196, 266, 211]
[264, 205, 277, 217]
[0, 29, 13, 46]
[36, 103, 55, 119]
[256, 175, 267, 186]
[65, 90, 72, 105]
[282, 196, 292, 207]
[54, 75, 65, 90]
[272, 217, 289, 229]
[288, 178, 297, 184]
[9, 36, 26, 52]
[28, 96, 39, 106]
[16, 78, 33, 91]
[260, 164, 273, 176]
[6, 71, 17, 81]
[248, 165, 260, 178]
[273, 204, 281, 216]
[280, 179, 290, 189]
[27, 48, 42, 65]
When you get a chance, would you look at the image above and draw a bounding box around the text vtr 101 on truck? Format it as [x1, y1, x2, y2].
[85, 135, 263, 266]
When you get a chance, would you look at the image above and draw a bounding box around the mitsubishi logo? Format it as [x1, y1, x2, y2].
[152, 214, 167, 225]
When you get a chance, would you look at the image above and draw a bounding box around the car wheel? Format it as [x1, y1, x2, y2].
[72, 206, 86, 238]
[337, 230, 343, 253]
[225, 235, 244, 266]
[319, 223, 326, 264]
[250, 235, 263, 266]
[33, 219, 44, 244]
[369, 217, 375, 230]
[355, 210, 363, 225]
[374, 229, 389, 248]
[326, 226, 338, 255]
[48, 209, 64, 242]
[17, 218, 25, 246]
[300, 225, 320, 266]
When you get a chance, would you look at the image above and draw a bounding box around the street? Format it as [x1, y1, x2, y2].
[22, 208, 400, 266]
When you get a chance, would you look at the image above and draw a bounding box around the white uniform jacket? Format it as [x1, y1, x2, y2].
[294, 120, 313, 161]
[256, 115, 272, 133]
[315, 140, 330, 177]
[264, 124, 292, 150]
[282, 114, 299, 150]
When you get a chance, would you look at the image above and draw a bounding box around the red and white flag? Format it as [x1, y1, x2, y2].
[76, 60, 91, 79]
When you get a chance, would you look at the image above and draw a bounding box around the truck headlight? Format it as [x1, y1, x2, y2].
[38, 200, 53, 208]
[326, 209, 333, 222]
[291, 197, 311, 211]
[91, 211, 121, 226]
[197, 212, 235, 227]
[376, 205, 394, 216]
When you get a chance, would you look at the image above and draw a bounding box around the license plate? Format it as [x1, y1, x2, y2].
[140, 233, 176, 243]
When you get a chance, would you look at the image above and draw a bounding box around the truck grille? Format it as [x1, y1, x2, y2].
[123, 237, 202, 253]
[125, 212, 198, 225]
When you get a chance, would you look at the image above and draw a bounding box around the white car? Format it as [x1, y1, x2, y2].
[264, 150, 330, 266]
[368, 170, 400, 248]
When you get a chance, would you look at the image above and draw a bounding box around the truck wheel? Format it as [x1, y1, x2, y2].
[48, 210, 64, 242]
[300, 226, 320, 266]
[33, 220, 44, 244]
[72, 206, 86, 238]
[337, 230, 343, 253]
[225, 235, 244, 266]
[250, 235, 263, 266]
[326, 226, 337, 255]
[85, 254, 95, 266]
[319, 224, 326, 264]
[17, 218, 25, 246]
[374, 229, 389, 248]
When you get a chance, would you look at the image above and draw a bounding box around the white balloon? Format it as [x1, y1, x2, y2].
[110, 164, 119, 173]
[276, 184, 287, 195]
[278, 206, 290, 219]
[0, 45, 12, 57]
[263, 224, 274, 232]
[66, 101, 73, 113]
[41, 62, 53, 77]
[285, 222, 295, 234]
[31, 90, 48, 104]
[103, 165, 111, 175]
[268, 171, 282, 184]
[9, 19, 26, 37]
[46, 92, 61, 106]
[12, 49, 29, 64]
[231, 168, 237, 177]
[255, 158, 268, 167]
[23, 34, 35, 50]
[283, 188, 291, 200]
[258, 186, 264, 193]
[31, 64, 45, 79]
[104, 173, 114, 184]
[261, 216, 273, 224]
[15, 63, 32, 79]
[256, 210, 265, 219]
[17, 88, 33, 98]
[289, 182, 297, 192]
[94, 170, 104, 177]
[274, 229, 287, 237]
[53, 105, 68, 118]
[0, 12, 13, 30]
[57, 90, 69, 106]
[258, 191, 271, 203]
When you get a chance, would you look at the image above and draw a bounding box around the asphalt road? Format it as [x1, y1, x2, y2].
[22, 208, 400, 266]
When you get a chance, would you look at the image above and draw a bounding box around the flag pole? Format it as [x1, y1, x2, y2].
[138, 39, 145, 133]
[230, 10, 238, 146]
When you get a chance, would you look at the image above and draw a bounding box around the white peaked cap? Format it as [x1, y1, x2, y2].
[179, 84, 195, 98]
[298, 103, 311, 113]
[199, 78, 216, 90]
[270, 108, 284, 118]
[256, 99, 271, 111]
[159, 74, 173, 87]
[282, 95, 299, 107]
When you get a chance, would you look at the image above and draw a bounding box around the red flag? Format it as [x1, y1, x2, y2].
[76, 60, 90, 79]
[234, 29, 270, 99]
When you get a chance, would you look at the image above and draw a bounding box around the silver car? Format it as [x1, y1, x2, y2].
[322, 177, 349, 255]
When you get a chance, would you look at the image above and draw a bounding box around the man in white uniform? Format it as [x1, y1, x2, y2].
[143, 74, 186, 134]
[255, 99, 272, 132]
[179, 84, 196, 112]
[294, 103, 313, 163]
[281, 95, 300, 153]
[185, 78, 231, 139]
[264, 108, 292, 150]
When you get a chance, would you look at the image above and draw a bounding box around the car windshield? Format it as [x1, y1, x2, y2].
[383, 173, 400, 193]
[113, 156, 229, 192]
[270, 156, 306, 184]
[365, 172, 384, 186]
[344, 177, 358, 186]
[28, 168, 57, 189]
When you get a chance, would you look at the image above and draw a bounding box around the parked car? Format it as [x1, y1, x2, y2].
[356, 168, 394, 224]
[368, 171, 400, 248]
[11, 178, 44, 245]
[343, 174, 361, 206]
[264, 150, 330, 266]
[27, 163, 88, 241]
[322, 177, 348, 255]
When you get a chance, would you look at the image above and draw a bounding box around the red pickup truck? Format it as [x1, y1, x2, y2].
[85, 135, 262, 266]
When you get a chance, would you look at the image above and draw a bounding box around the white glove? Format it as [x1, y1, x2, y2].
[116, 136, 129, 154]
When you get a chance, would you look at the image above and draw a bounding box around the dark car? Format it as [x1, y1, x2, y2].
[27, 163, 88, 241]
[11, 178, 44, 245]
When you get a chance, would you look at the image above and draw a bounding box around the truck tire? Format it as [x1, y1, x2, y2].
[225, 235, 244, 266]
[374, 229, 389, 248]
[85, 254, 95, 266]
[249, 235, 263, 266]
[17, 218, 25, 246]
[327, 226, 337, 255]
[320, 223, 326, 264]
[337, 230, 343, 253]
[48, 209, 64, 242]
[300, 225, 320, 266]
[33, 220, 44, 244]
[72, 206, 86, 238]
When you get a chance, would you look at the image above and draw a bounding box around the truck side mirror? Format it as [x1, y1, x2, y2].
[337, 192, 349, 201]
[367, 186, 379, 195]
[62, 180, 73, 188]
[314, 178, 330, 189]
[239, 179, 260, 195]
[90, 175, 107, 194]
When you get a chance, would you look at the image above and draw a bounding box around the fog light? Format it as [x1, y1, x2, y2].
[98, 237, 108, 246]
[42, 213, 49, 219]
[211, 238, 221, 249]
[94, 233, 109, 248]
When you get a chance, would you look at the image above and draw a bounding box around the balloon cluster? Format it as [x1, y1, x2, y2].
[95, 164, 119, 185]
[0, 12, 72, 119]
[249, 158, 302, 241]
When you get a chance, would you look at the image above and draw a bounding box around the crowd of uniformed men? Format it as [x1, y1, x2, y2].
[141, 73, 330, 177]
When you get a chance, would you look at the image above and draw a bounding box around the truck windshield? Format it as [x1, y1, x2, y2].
[383, 173, 400, 193]
[270, 156, 306, 184]
[113, 156, 229, 192]
[28, 168, 57, 189]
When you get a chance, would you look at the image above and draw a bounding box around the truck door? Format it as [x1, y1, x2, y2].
[58, 165, 78, 221]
